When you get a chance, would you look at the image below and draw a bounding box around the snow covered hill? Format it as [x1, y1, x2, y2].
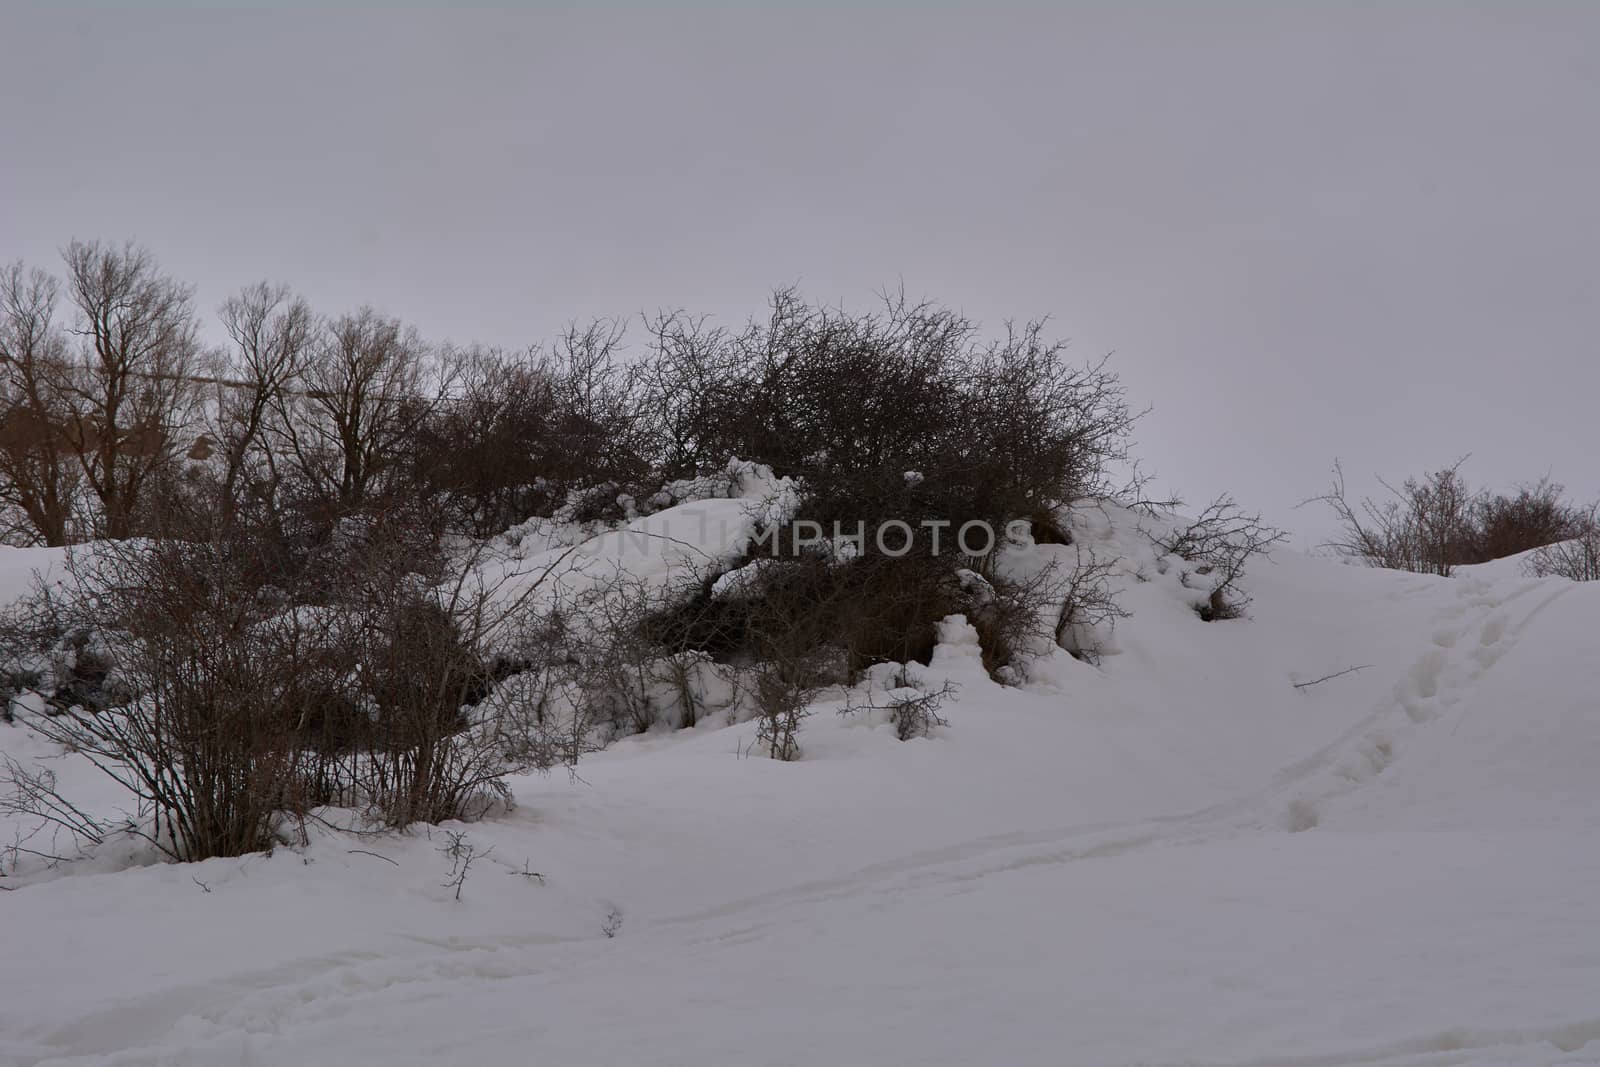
[3, 502, 1598, 1066]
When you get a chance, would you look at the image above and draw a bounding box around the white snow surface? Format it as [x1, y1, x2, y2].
[2, 501, 1599, 1066]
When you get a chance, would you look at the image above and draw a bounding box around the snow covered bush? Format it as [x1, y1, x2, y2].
[2, 536, 329, 859]
[0, 510, 582, 861]
[6, 263, 1151, 782]
[636, 534, 1107, 696]
[1050, 546, 1129, 661]
[1148, 495, 1287, 620]
[841, 668, 956, 741]
[751, 661, 819, 761]
[616, 287, 1145, 704]
[640, 551, 942, 682]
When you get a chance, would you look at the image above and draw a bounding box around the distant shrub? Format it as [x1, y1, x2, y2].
[1311, 459, 1584, 576]
[1526, 504, 1600, 582]
[1469, 479, 1581, 564]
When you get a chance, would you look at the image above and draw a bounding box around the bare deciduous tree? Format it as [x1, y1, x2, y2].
[0, 263, 80, 545]
[59, 240, 201, 540]
[276, 307, 437, 513]
[212, 282, 314, 524]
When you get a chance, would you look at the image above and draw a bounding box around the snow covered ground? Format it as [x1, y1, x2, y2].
[3, 504, 1598, 1066]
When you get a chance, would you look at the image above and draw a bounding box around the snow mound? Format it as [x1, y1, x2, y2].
[3, 499, 1599, 1065]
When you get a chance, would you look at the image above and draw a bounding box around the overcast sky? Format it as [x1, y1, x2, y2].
[3, 3, 1597, 545]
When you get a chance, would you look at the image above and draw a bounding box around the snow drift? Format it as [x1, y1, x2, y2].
[2, 496, 1598, 1066]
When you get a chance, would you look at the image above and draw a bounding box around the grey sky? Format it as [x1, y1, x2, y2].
[3, 3, 1598, 545]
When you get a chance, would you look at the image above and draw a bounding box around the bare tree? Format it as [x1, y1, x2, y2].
[58, 240, 201, 540]
[212, 283, 314, 524]
[282, 308, 435, 512]
[0, 263, 81, 545]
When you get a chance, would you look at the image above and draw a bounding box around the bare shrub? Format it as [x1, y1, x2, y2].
[1310, 460, 1584, 575]
[842, 670, 956, 740]
[644, 548, 963, 687]
[0, 505, 587, 862]
[1308, 459, 1474, 576]
[413, 324, 650, 536]
[636, 310, 737, 480]
[342, 590, 501, 826]
[1, 754, 109, 873]
[740, 557, 851, 761]
[1053, 547, 1129, 661]
[1151, 495, 1287, 620]
[953, 563, 1068, 679]
[545, 320, 651, 508]
[437, 829, 489, 902]
[1526, 503, 1600, 582]
[410, 348, 564, 535]
[751, 659, 824, 761]
[573, 570, 685, 737]
[638, 531, 1105, 702]
[640, 288, 1137, 536]
[7, 537, 321, 860]
[1470, 479, 1582, 563]
[624, 289, 1139, 696]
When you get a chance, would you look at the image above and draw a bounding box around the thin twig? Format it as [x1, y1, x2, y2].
[1293, 665, 1371, 689]
[347, 849, 399, 866]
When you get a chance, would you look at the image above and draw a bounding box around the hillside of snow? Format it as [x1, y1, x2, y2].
[2, 499, 1598, 1066]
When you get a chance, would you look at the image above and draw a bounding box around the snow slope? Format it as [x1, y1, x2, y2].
[2, 506, 1598, 1066]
